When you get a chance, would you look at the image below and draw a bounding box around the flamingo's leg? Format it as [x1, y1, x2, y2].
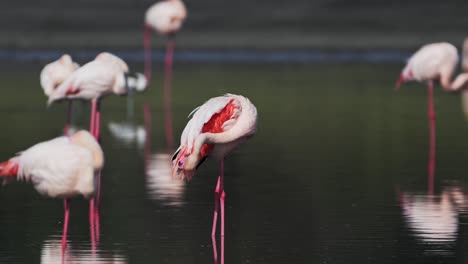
[211, 176, 221, 237]
[61, 199, 71, 250]
[427, 81, 436, 194]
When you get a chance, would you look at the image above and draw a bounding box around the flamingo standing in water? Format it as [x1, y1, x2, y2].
[144, 0, 187, 149]
[48, 52, 147, 140]
[40, 54, 79, 135]
[172, 94, 257, 242]
[396, 42, 459, 185]
[47, 53, 146, 235]
[0, 130, 103, 250]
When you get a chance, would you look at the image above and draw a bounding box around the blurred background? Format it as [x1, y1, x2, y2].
[1, 0, 468, 51]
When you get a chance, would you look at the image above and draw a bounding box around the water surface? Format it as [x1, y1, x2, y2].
[0, 62, 468, 263]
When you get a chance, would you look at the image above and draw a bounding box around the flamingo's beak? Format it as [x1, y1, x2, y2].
[395, 74, 404, 91]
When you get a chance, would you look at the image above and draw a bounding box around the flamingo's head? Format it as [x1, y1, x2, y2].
[396, 67, 414, 90]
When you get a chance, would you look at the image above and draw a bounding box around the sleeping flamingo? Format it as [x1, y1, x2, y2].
[145, 0, 187, 149]
[48, 52, 147, 140]
[144, 0, 187, 82]
[47, 53, 146, 234]
[40, 54, 79, 135]
[0, 130, 103, 250]
[396, 42, 459, 179]
[172, 94, 257, 243]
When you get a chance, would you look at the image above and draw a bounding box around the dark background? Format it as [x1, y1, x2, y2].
[1, 0, 468, 50]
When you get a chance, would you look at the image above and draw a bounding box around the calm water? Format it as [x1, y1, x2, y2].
[0, 62, 468, 264]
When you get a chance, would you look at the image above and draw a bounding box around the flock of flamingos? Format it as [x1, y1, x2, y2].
[1, 0, 258, 263]
[2, 0, 468, 262]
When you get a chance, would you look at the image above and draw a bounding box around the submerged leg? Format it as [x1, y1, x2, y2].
[211, 176, 221, 237]
[89, 198, 96, 253]
[220, 170, 225, 237]
[427, 81, 436, 194]
[61, 199, 71, 250]
[164, 35, 175, 150]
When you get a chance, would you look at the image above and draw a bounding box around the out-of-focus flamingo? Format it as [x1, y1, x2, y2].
[172, 94, 257, 246]
[48, 52, 147, 140]
[0, 130, 103, 251]
[40, 54, 79, 135]
[47, 52, 146, 241]
[144, 0, 187, 149]
[396, 42, 459, 181]
[144, 0, 187, 81]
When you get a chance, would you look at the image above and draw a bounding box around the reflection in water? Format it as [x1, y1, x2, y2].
[108, 122, 146, 149]
[145, 153, 185, 206]
[399, 186, 468, 255]
[41, 238, 126, 264]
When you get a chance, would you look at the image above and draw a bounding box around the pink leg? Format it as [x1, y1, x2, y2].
[64, 101, 73, 136]
[211, 176, 221, 237]
[89, 198, 96, 253]
[219, 159, 225, 237]
[90, 100, 97, 136]
[220, 232, 225, 264]
[211, 236, 218, 264]
[428, 81, 436, 195]
[61, 199, 70, 250]
[164, 35, 175, 150]
[94, 101, 101, 141]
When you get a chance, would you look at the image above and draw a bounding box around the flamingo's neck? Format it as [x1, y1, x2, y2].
[449, 73, 468, 91]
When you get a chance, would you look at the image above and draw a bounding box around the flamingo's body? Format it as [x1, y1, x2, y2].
[172, 94, 257, 243]
[145, 0, 187, 36]
[40, 54, 80, 134]
[47, 53, 146, 104]
[396, 42, 459, 89]
[0, 130, 103, 248]
[40, 54, 79, 97]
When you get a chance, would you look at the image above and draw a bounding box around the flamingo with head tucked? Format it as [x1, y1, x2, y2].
[0, 130, 103, 250]
[144, 0, 187, 149]
[40, 54, 79, 135]
[396, 42, 459, 179]
[172, 94, 257, 247]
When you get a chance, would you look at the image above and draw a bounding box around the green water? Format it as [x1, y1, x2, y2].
[0, 62, 467, 263]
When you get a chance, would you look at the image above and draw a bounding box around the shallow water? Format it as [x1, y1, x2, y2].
[0, 62, 468, 263]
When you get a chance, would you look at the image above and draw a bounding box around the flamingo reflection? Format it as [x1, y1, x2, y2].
[399, 185, 468, 254]
[41, 238, 126, 264]
[108, 122, 146, 149]
[143, 104, 185, 206]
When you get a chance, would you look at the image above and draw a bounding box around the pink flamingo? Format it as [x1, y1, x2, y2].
[144, 0, 187, 81]
[40, 54, 79, 135]
[48, 52, 147, 140]
[0, 130, 103, 251]
[396, 42, 459, 186]
[172, 94, 257, 248]
[144, 0, 187, 149]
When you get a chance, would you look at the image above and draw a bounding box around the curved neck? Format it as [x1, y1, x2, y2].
[450, 73, 468, 91]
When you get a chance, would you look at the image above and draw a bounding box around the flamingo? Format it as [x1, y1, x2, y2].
[0, 130, 103, 250]
[144, 0, 187, 149]
[144, 0, 187, 81]
[47, 52, 147, 140]
[47, 53, 146, 237]
[40, 54, 79, 135]
[396, 42, 459, 180]
[172, 94, 257, 246]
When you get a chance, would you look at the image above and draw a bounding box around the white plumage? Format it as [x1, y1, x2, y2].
[145, 0, 187, 35]
[4, 130, 103, 199]
[40, 54, 79, 97]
